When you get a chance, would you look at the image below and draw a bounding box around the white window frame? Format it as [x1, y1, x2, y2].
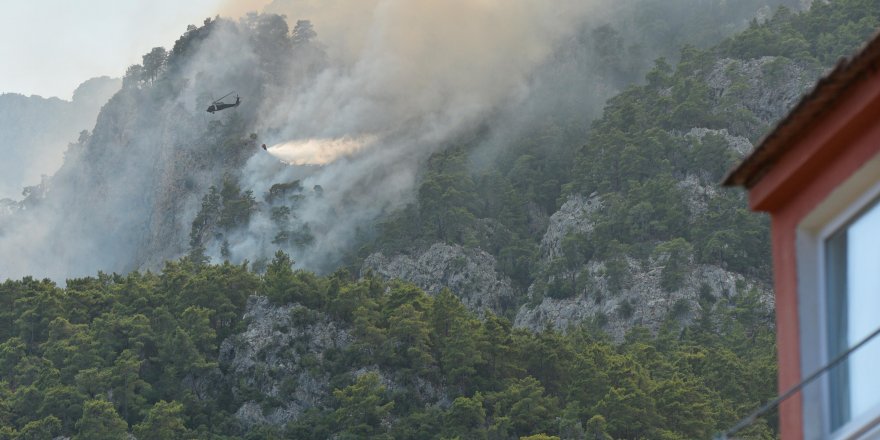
[797, 153, 880, 440]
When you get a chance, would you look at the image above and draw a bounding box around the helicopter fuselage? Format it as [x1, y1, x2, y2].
[207, 96, 240, 113]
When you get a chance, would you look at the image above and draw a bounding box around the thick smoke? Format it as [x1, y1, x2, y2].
[0, 0, 807, 280]
[224, 0, 609, 268]
[230, 0, 809, 270]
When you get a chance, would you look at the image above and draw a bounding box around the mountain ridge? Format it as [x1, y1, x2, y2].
[0, 1, 878, 437]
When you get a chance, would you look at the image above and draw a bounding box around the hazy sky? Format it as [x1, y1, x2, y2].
[0, 0, 242, 100]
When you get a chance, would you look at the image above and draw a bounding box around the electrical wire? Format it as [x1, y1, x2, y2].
[714, 324, 880, 439]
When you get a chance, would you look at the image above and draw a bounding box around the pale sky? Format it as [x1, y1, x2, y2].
[0, 0, 243, 100]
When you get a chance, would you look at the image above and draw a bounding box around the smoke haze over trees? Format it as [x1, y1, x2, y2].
[0, 77, 120, 200]
[0, 0, 805, 280]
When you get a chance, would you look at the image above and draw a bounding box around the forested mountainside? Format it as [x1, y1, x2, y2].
[0, 261, 776, 439]
[0, 0, 879, 438]
[0, 77, 120, 199]
[365, 0, 878, 336]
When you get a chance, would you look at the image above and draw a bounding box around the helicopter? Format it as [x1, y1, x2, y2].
[206, 92, 241, 113]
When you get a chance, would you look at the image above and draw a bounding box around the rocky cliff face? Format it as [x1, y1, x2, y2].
[220, 296, 352, 427]
[677, 128, 752, 219]
[539, 193, 602, 261]
[514, 258, 773, 340]
[507, 55, 818, 336]
[360, 186, 777, 341]
[707, 56, 823, 138]
[362, 243, 517, 316]
[515, 184, 775, 340]
[220, 295, 453, 428]
[359, 53, 818, 337]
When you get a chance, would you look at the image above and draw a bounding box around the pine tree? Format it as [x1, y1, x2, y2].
[332, 372, 394, 439]
[74, 399, 128, 440]
[133, 400, 190, 440]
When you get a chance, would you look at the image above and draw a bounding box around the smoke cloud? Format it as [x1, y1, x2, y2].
[221, 0, 609, 268]
[214, 0, 807, 270]
[0, 0, 803, 280]
[0, 77, 120, 200]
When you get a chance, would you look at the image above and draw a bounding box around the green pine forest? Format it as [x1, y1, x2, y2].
[0, 258, 775, 439]
[2, 1, 880, 438]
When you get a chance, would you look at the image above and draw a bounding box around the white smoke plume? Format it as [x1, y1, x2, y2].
[212, 0, 612, 269]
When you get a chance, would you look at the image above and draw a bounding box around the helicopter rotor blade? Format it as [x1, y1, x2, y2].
[216, 91, 234, 103]
[210, 91, 234, 105]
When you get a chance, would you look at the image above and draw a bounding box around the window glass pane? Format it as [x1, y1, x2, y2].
[845, 201, 880, 417]
[826, 199, 880, 430]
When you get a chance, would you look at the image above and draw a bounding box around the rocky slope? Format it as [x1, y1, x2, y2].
[221, 295, 452, 428]
[364, 52, 819, 337]
[515, 258, 773, 339]
[513, 55, 817, 335]
[706, 56, 823, 138]
[514, 183, 776, 339]
[220, 296, 353, 427]
[538, 193, 602, 260]
[362, 243, 517, 317]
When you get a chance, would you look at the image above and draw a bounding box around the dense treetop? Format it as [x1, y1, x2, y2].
[0, 254, 776, 439]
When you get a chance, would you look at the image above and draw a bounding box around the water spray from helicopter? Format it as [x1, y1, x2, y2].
[262, 135, 377, 166]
